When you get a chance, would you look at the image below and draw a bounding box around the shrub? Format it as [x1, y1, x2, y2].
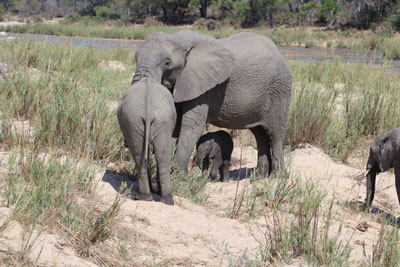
[389, 10, 400, 31]
[319, 0, 341, 25]
[33, 16, 42, 23]
[0, 7, 4, 22]
[93, 6, 120, 20]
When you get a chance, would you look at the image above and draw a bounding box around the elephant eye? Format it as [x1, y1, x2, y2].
[164, 58, 171, 67]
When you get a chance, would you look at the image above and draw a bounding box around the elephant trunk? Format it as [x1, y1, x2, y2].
[366, 153, 377, 171]
[132, 65, 163, 85]
[196, 151, 206, 168]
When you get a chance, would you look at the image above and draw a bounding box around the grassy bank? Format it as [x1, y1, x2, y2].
[1, 39, 400, 265]
[1, 21, 400, 59]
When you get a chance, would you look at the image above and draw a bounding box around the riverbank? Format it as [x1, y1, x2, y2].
[1, 31, 399, 74]
[1, 20, 400, 60]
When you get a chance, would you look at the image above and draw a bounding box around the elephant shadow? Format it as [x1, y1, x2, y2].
[101, 170, 161, 202]
[229, 167, 255, 180]
[349, 200, 400, 228]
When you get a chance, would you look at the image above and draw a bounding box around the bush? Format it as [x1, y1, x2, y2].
[389, 10, 400, 31]
[33, 16, 42, 23]
[319, 0, 340, 25]
[93, 6, 120, 20]
[0, 7, 4, 22]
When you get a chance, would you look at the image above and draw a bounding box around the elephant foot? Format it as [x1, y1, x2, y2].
[221, 177, 229, 182]
[134, 192, 153, 202]
[160, 196, 174, 206]
[359, 201, 370, 212]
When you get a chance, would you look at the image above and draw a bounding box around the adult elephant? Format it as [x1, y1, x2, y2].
[132, 30, 292, 176]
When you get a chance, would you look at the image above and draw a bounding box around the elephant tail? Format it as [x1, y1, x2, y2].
[143, 78, 154, 191]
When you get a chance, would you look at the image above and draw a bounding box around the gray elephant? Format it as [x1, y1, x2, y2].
[117, 78, 176, 205]
[365, 126, 400, 208]
[195, 130, 233, 182]
[132, 30, 292, 177]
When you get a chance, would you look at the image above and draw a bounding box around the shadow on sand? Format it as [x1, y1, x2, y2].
[348, 200, 400, 227]
[101, 169, 162, 202]
[229, 167, 255, 180]
[102, 167, 257, 202]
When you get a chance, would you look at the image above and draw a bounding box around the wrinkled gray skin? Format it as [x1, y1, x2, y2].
[195, 130, 234, 182]
[117, 78, 176, 205]
[365, 127, 400, 208]
[132, 30, 292, 176]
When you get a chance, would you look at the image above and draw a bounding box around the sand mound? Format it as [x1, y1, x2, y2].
[1, 144, 400, 265]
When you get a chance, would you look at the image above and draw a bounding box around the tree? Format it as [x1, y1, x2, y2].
[151, 0, 191, 24]
[190, 0, 212, 18]
[318, 0, 340, 25]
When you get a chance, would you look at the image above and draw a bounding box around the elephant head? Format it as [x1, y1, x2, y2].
[132, 30, 235, 103]
[367, 130, 398, 173]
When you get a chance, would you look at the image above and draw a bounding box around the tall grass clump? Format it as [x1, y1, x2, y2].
[0, 39, 134, 161]
[230, 173, 352, 265]
[288, 82, 338, 148]
[3, 150, 95, 228]
[170, 167, 209, 203]
[365, 221, 400, 266]
[288, 60, 400, 161]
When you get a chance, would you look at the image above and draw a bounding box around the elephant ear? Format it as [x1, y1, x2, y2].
[380, 137, 397, 171]
[173, 41, 234, 103]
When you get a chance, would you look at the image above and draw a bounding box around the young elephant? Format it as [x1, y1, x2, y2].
[117, 78, 176, 205]
[365, 126, 400, 208]
[195, 130, 233, 182]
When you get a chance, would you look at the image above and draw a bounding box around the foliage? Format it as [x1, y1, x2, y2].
[389, 9, 400, 31]
[170, 167, 209, 203]
[369, 221, 400, 266]
[227, 172, 352, 265]
[318, 0, 340, 25]
[0, 6, 4, 22]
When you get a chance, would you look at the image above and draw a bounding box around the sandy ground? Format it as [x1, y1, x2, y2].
[1, 140, 399, 266]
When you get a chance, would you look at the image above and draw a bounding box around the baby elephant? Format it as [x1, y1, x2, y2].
[365, 126, 400, 208]
[195, 130, 233, 182]
[117, 78, 176, 205]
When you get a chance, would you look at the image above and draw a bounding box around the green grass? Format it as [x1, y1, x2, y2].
[227, 169, 352, 266]
[1, 39, 400, 265]
[288, 60, 400, 161]
[1, 21, 400, 59]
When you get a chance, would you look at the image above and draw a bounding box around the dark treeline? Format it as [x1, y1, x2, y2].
[1, 0, 400, 30]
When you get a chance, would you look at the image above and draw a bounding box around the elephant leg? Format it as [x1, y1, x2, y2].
[154, 132, 174, 206]
[134, 157, 153, 202]
[202, 156, 210, 177]
[365, 168, 377, 208]
[221, 159, 230, 182]
[174, 95, 209, 171]
[394, 161, 400, 206]
[156, 168, 161, 195]
[270, 134, 285, 176]
[250, 126, 271, 177]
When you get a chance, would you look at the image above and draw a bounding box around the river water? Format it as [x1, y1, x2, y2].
[1, 32, 399, 73]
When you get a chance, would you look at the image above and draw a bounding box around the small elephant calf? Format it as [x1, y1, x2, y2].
[195, 130, 233, 182]
[365, 126, 400, 208]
